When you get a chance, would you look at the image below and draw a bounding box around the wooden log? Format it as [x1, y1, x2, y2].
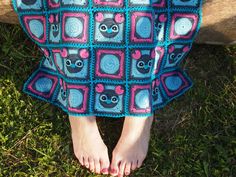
[0, 0, 235, 45]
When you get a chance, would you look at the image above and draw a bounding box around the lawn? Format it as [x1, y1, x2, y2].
[0, 23, 235, 177]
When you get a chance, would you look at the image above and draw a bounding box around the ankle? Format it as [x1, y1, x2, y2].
[69, 116, 97, 132]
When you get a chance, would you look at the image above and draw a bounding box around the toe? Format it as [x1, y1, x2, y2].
[88, 157, 95, 173]
[137, 159, 144, 169]
[100, 157, 110, 175]
[110, 156, 120, 176]
[118, 161, 126, 177]
[94, 158, 101, 174]
[124, 162, 131, 176]
[78, 156, 84, 166]
[131, 160, 138, 171]
[83, 156, 90, 169]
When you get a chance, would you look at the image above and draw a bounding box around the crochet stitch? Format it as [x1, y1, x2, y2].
[12, 0, 203, 118]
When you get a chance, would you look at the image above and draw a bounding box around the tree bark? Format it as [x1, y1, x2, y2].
[0, 0, 235, 45]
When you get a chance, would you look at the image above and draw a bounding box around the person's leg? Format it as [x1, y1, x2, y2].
[110, 114, 154, 177]
[69, 115, 110, 175]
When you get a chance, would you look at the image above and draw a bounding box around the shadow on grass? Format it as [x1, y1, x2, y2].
[0, 23, 235, 176]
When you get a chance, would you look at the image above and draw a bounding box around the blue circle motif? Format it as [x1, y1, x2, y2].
[165, 76, 182, 91]
[69, 89, 83, 107]
[29, 19, 44, 38]
[35, 77, 53, 93]
[100, 54, 120, 74]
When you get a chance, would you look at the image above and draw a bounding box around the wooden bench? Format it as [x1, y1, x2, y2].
[0, 0, 235, 45]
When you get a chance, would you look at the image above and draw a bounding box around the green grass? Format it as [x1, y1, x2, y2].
[0, 23, 235, 177]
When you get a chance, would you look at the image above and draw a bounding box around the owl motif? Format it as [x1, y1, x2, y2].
[95, 84, 124, 113]
[94, 12, 125, 43]
[131, 49, 155, 79]
[49, 14, 61, 43]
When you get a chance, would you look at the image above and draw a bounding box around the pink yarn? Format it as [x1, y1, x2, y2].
[115, 85, 124, 95]
[115, 13, 124, 23]
[60, 48, 68, 57]
[168, 45, 175, 53]
[80, 49, 89, 58]
[159, 14, 167, 22]
[95, 12, 104, 22]
[132, 50, 141, 60]
[95, 84, 104, 93]
[49, 15, 54, 23]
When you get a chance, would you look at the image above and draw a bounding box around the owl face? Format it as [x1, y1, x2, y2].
[45, 55, 54, 66]
[60, 87, 67, 101]
[169, 51, 184, 64]
[99, 89, 119, 108]
[65, 54, 84, 73]
[152, 83, 159, 100]
[51, 23, 60, 38]
[57, 79, 67, 107]
[152, 79, 161, 102]
[22, 0, 37, 5]
[99, 18, 119, 38]
[49, 14, 61, 43]
[136, 54, 154, 74]
[168, 45, 190, 64]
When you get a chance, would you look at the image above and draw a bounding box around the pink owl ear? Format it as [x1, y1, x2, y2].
[132, 50, 141, 60]
[183, 46, 190, 52]
[61, 48, 68, 58]
[159, 14, 167, 22]
[169, 45, 175, 53]
[95, 12, 104, 22]
[59, 78, 62, 86]
[80, 49, 89, 59]
[155, 46, 164, 53]
[152, 80, 155, 88]
[151, 49, 156, 58]
[49, 15, 54, 23]
[96, 84, 104, 93]
[55, 14, 59, 22]
[115, 13, 124, 23]
[63, 80, 66, 90]
[43, 49, 49, 57]
[155, 79, 160, 86]
[115, 85, 124, 95]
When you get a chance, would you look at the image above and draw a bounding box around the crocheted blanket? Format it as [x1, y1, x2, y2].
[12, 0, 202, 118]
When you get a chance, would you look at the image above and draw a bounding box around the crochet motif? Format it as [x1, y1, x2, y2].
[12, 0, 202, 118]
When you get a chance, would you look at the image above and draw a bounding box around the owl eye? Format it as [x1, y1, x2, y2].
[99, 24, 107, 32]
[137, 61, 145, 68]
[111, 96, 119, 103]
[54, 24, 59, 31]
[170, 53, 175, 59]
[177, 53, 183, 59]
[66, 59, 71, 66]
[157, 23, 163, 30]
[100, 94, 107, 102]
[152, 87, 158, 95]
[75, 60, 84, 68]
[60, 88, 66, 95]
[148, 60, 153, 67]
[155, 87, 158, 92]
[111, 25, 119, 32]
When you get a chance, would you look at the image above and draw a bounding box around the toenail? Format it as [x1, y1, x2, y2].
[110, 169, 117, 174]
[101, 168, 108, 173]
[125, 171, 130, 176]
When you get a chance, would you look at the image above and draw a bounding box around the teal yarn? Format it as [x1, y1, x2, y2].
[12, 0, 203, 118]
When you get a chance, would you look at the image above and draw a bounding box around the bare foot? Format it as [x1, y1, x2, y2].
[110, 114, 154, 177]
[69, 116, 110, 175]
